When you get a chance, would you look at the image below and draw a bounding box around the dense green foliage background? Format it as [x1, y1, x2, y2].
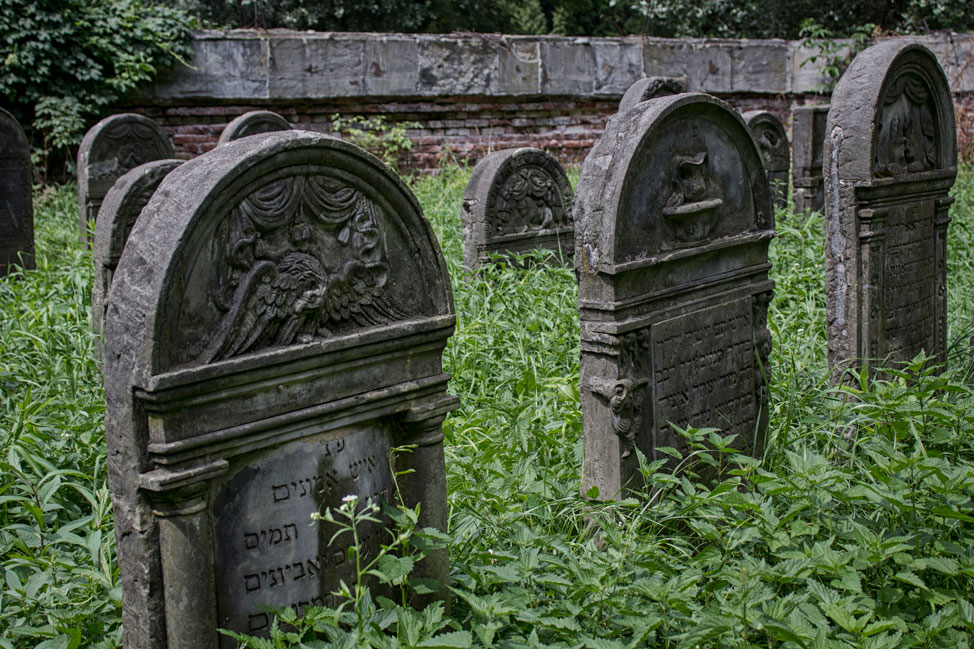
[0, 0, 194, 178]
[1, 165, 974, 647]
[166, 0, 974, 38]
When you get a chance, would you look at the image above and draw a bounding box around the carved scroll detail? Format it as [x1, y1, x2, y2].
[662, 151, 724, 242]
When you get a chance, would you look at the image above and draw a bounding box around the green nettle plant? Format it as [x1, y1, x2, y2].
[329, 115, 422, 172]
[798, 20, 876, 94]
[2, 165, 974, 648]
[0, 0, 194, 180]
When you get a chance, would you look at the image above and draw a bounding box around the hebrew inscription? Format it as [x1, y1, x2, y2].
[212, 426, 393, 645]
[652, 299, 758, 458]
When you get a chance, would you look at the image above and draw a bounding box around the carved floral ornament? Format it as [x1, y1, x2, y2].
[202, 174, 406, 363]
[492, 166, 572, 235]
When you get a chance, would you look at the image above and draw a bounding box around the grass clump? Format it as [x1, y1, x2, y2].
[1, 165, 974, 648]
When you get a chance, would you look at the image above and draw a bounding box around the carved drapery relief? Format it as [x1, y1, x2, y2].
[874, 74, 938, 177]
[491, 167, 571, 235]
[203, 175, 406, 362]
[90, 122, 172, 181]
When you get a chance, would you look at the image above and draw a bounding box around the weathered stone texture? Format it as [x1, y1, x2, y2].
[92, 159, 182, 336]
[825, 41, 956, 381]
[575, 94, 775, 499]
[742, 110, 789, 211]
[217, 111, 292, 145]
[792, 104, 829, 215]
[103, 131, 456, 648]
[0, 108, 34, 275]
[77, 114, 174, 239]
[461, 148, 574, 269]
[618, 77, 688, 113]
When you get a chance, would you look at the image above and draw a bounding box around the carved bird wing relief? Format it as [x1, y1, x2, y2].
[318, 260, 404, 334]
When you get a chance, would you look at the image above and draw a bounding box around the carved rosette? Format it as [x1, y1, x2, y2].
[203, 174, 406, 362]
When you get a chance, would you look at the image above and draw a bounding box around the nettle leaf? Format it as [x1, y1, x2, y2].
[416, 630, 472, 649]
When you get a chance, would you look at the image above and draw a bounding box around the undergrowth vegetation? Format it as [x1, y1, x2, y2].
[1, 165, 974, 648]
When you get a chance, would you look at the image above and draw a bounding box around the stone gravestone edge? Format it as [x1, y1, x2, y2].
[742, 110, 789, 212]
[575, 92, 775, 500]
[77, 113, 174, 241]
[0, 107, 34, 275]
[791, 104, 829, 216]
[217, 110, 293, 146]
[104, 130, 457, 649]
[618, 77, 689, 113]
[92, 159, 183, 337]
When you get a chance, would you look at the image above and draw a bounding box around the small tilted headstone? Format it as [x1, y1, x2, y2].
[791, 104, 829, 215]
[575, 94, 775, 499]
[0, 108, 34, 276]
[825, 41, 956, 381]
[91, 159, 182, 336]
[77, 114, 173, 239]
[103, 131, 457, 649]
[217, 110, 293, 145]
[461, 147, 574, 269]
[618, 77, 688, 113]
[742, 110, 789, 212]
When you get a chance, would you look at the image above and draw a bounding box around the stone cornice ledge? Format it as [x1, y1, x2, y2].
[142, 30, 974, 102]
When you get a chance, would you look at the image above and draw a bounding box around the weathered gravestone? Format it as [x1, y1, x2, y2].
[461, 147, 574, 269]
[103, 131, 457, 649]
[0, 108, 34, 275]
[575, 93, 775, 499]
[742, 110, 789, 212]
[92, 159, 183, 336]
[618, 77, 688, 113]
[792, 104, 829, 215]
[217, 110, 292, 146]
[825, 41, 956, 381]
[77, 114, 173, 239]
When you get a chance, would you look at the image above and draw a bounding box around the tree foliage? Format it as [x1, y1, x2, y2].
[0, 0, 194, 179]
[168, 0, 974, 37]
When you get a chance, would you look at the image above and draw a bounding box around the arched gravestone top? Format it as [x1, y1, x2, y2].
[825, 41, 956, 380]
[575, 93, 774, 499]
[104, 131, 456, 649]
[217, 110, 292, 146]
[618, 77, 688, 113]
[461, 147, 574, 269]
[0, 108, 34, 275]
[741, 110, 789, 212]
[91, 159, 183, 336]
[77, 113, 173, 239]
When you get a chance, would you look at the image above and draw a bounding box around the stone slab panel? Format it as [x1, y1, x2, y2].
[824, 41, 956, 381]
[540, 40, 596, 96]
[574, 93, 775, 499]
[268, 35, 366, 98]
[0, 108, 34, 275]
[103, 131, 457, 649]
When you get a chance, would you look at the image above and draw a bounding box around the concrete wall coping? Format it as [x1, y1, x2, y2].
[144, 30, 974, 102]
